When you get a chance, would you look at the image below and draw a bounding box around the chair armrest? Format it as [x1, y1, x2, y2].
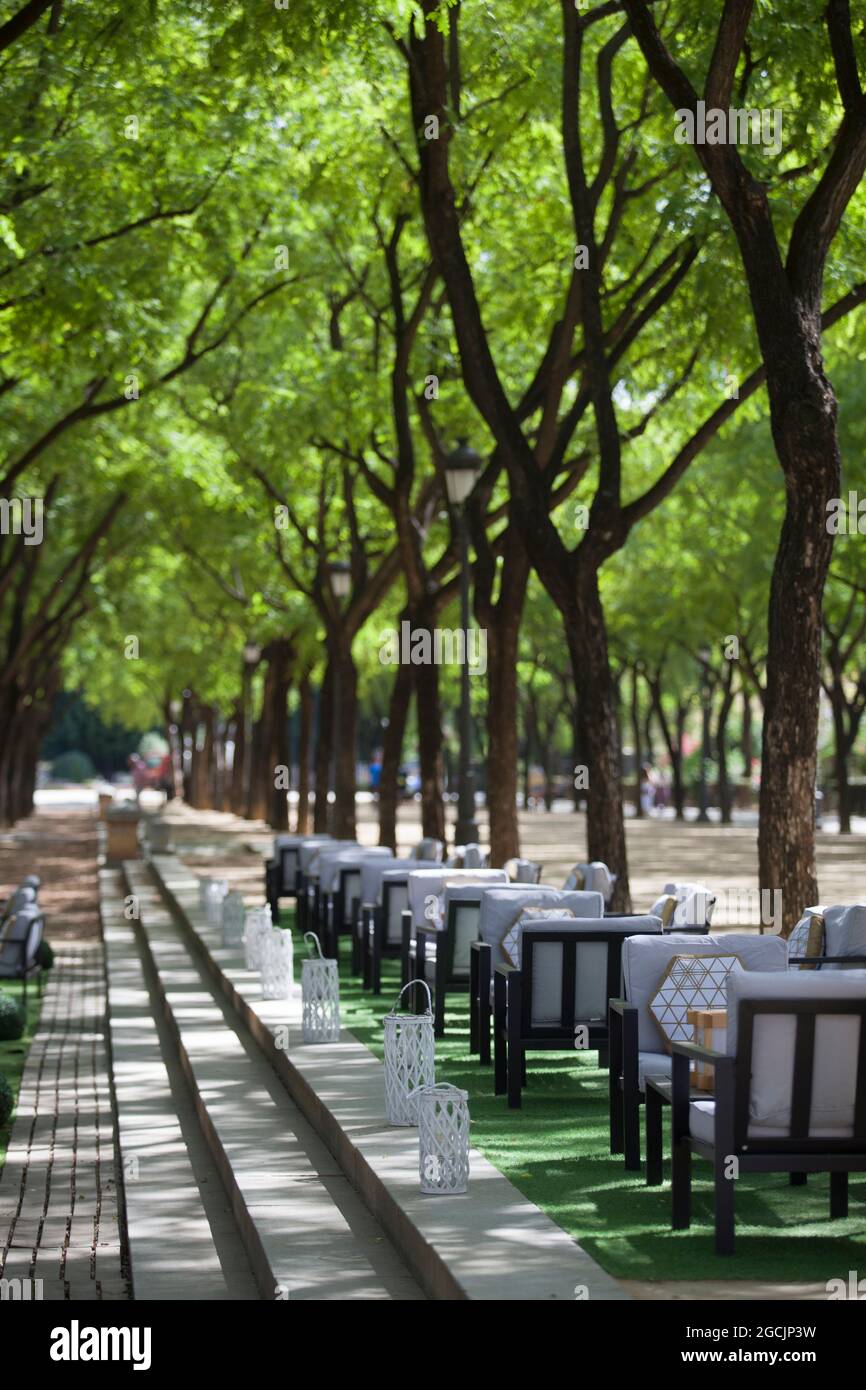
[608, 997, 635, 1017]
[417, 923, 443, 938]
[790, 955, 866, 966]
[470, 940, 491, 955]
[671, 1040, 732, 1069]
[495, 962, 519, 978]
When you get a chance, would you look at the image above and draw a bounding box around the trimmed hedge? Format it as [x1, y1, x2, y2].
[0, 1074, 12, 1126]
[0, 992, 25, 1042]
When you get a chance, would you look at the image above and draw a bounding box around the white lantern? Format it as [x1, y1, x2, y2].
[244, 905, 272, 971]
[221, 892, 246, 948]
[261, 927, 294, 999]
[383, 982, 436, 1126]
[415, 1083, 470, 1195]
[301, 932, 340, 1043]
[205, 878, 229, 927]
[198, 875, 215, 909]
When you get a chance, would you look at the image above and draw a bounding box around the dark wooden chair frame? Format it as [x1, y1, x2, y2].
[265, 844, 302, 925]
[665, 995, 866, 1255]
[493, 925, 647, 1109]
[357, 878, 410, 994]
[610, 951, 866, 1173]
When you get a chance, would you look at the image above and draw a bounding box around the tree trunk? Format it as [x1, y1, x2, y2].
[716, 666, 736, 826]
[566, 568, 631, 910]
[313, 662, 333, 833]
[631, 665, 643, 818]
[296, 670, 313, 834]
[484, 545, 529, 864]
[759, 406, 839, 929]
[379, 659, 412, 851]
[829, 684, 852, 835]
[332, 638, 358, 839]
[741, 683, 753, 776]
[412, 602, 446, 842]
[265, 639, 293, 831]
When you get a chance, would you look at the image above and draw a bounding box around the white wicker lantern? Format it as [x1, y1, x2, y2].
[301, 932, 340, 1043]
[415, 1083, 470, 1195]
[205, 878, 229, 927]
[221, 892, 246, 948]
[383, 982, 436, 1126]
[261, 927, 294, 1000]
[243, 905, 272, 971]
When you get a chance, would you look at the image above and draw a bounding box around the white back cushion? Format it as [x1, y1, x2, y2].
[726, 969, 866, 1134]
[622, 931, 788, 1050]
[406, 868, 506, 929]
[524, 916, 660, 1028]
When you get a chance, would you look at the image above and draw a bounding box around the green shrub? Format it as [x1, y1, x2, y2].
[0, 1074, 13, 1126]
[37, 939, 54, 970]
[0, 992, 25, 1042]
[51, 750, 96, 784]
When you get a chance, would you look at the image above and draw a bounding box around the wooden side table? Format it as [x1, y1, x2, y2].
[686, 1007, 727, 1092]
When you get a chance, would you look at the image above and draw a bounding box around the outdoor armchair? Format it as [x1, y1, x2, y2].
[469, 886, 604, 1060]
[265, 832, 332, 924]
[360, 860, 442, 992]
[399, 867, 507, 994]
[609, 931, 788, 1170]
[0, 902, 45, 1004]
[662, 969, 866, 1254]
[494, 915, 662, 1108]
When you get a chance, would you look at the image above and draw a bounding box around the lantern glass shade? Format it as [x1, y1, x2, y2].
[328, 561, 352, 599]
[444, 440, 481, 505]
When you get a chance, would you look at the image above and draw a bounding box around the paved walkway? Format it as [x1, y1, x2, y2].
[0, 810, 129, 1300]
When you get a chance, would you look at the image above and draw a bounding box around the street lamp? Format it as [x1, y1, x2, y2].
[327, 560, 351, 834]
[697, 645, 712, 824]
[445, 439, 482, 845]
[328, 561, 351, 601]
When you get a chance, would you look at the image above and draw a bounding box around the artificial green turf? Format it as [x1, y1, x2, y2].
[289, 914, 866, 1284]
[0, 979, 42, 1175]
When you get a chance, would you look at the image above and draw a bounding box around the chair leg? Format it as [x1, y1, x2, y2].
[645, 1087, 663, 1186]
[507, 1044, 523, 1109]
[714, 1155, 735, 1256]
[506, 976, 523, 1109]
[469, 952, 479, 1055]
[609, 1078, 624, 1156]
[790, 1171, 807, 1186]
[494, 975, 507, 1096]
[623, 1084, 641, 1172]
[671, 1138, 691, 1230]
[351, 903, 361, 975]
[361, 910, 372, 990]
[830, 1171, 848, 1219]
[597, 1040, 609, 1070]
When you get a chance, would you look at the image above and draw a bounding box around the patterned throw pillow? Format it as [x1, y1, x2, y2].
[650, 953, 744, 1053]
[502, 907, 575, 969]
[788, 911, 825, 970]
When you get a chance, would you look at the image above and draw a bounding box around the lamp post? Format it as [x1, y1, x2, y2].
[697, 646, 712, 824]
[445, 440, 482, 845]
[327, 561, 352, 835]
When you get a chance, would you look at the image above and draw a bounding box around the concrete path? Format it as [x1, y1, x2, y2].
[102, 868, 258, 1300]
[150, 851, 628, 1301]
[118, 861, 423, 1301]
